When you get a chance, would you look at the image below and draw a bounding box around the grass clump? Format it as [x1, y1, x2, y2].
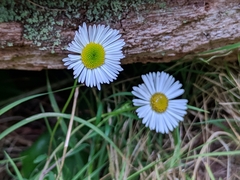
[0, 44, 240, 179]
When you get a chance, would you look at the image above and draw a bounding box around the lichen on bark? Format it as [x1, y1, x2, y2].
[0, 0, 163, 50]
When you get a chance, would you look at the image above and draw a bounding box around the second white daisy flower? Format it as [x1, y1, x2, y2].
[132, 72, 188, 134]
[63, 23, 125, 90]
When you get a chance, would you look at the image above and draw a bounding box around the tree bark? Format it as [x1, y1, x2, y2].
[0, 0, 239, 70]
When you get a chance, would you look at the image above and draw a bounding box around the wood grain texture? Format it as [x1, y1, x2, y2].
[0, 0, 239, 70]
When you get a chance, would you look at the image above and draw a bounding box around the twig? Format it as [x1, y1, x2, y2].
[56, 86, 79, 180]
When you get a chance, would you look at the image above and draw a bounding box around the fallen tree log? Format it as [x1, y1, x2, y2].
[0, 0, 239, 70]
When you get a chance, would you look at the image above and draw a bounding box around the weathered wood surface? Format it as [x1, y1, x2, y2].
[0, 0, 240, 70]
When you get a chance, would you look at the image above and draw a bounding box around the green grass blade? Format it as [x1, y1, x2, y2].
[0, 86, 77, 116]
[0, 112, 124, 158]
[4, 151, 24, 180]
[127, 160, 161, 180]
[186, 151, 240, 159]
[187, 105, 209, 113]
[199, 42, 240, 54]
[0, 93, 44, 116]
[204, 162, 216, 180]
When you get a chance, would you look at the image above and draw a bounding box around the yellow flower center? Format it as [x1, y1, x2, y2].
[81, 43, 105, 69]
[150, 93, 168, 113]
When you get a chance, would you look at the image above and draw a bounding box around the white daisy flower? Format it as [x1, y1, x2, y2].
[132, 72, 188, 134]
[63, 23, 125, 90]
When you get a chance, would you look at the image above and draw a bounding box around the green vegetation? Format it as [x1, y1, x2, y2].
[1, 43, 240, 178]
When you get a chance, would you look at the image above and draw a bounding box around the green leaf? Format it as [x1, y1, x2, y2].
[33, 154, 47, 164]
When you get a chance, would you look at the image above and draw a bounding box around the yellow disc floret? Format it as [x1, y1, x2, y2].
[150, 93, 168, 113]
[81, 43, 105, 69]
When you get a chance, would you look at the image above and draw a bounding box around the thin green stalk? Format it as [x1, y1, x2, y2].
[4, 151, 23, 180]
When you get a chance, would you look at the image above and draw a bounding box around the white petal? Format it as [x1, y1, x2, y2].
[97, 83, 101, 90]
[158, 113, 167, 133]
[73, 63, 84, 78]
[167, 89, 184, 99]
[95, 68, 108, 83]
[132, 99, 149, 106]
[156, 72, 166, 92]
[104, 63, 122, 74]
[162, 113, 175, 132]
[91, 69, 97, 87]
[74, 34, 85, 51]
[142, 116, 151, 126]
[78, 68, 87, 84]
[104, 60, 122, 70]
[67, 61, 81, 70]
[161, 74, 175, 94]
[88, 25, 94, 42]
[170, 99, 188, 104]
[168, 115, 179, 128]
[101, 65, 118, 81]
[101, 29, 119, 45]
[105, 53, 124, 60]
[85, 69, 92, 87]
[168, 106, 187, 117]
[155, 114, 162, 133]
[80, 23, 90, 45]
[102, 34, 121, 48]
[142, 73, 155, 94]
[164, 111, 179, 127]
[63, 57, 70, 62]
[136, 105, 151, 118]
[165, 81, 182, 95]
[97, 26, 112, 44]
[104, 39, 125, 51]
[149, 112, 156, 130]
[132, 86, 150, 100]
[94, 25, 107, 43]
[145, 112, 153, 128]
[68, 41, 82, 53]
[155, 115, 161, 133]
[169, 99, 188, 110]
[68, 54, 81, 60]
[166, 108, 185, 122]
